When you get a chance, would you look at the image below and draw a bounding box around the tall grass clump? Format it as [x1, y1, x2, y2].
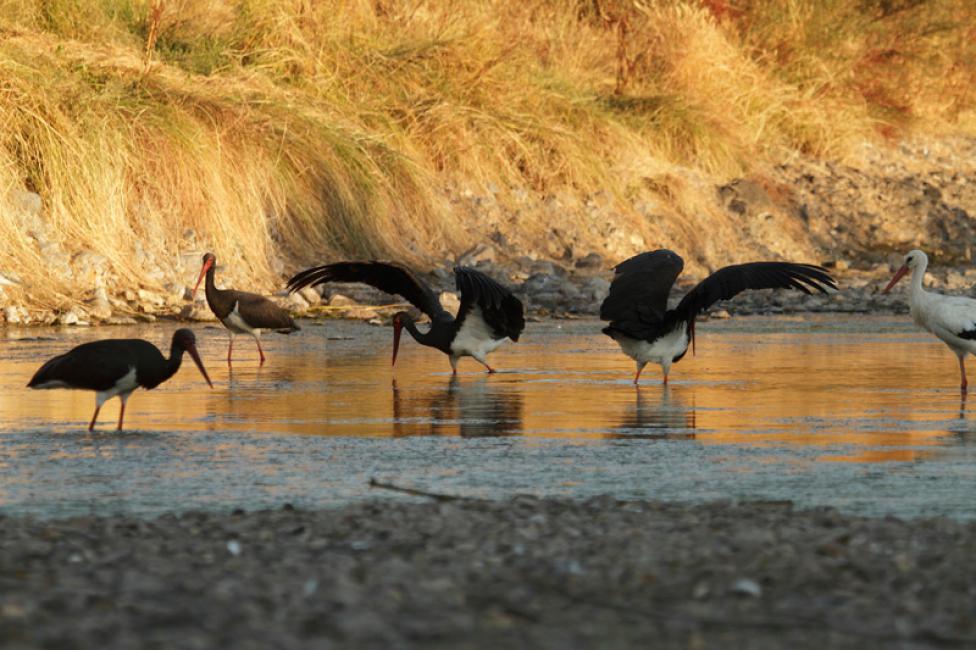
[0, 0, 974, 314]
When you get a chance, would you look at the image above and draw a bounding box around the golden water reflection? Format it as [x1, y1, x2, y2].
[0, 317, 971, 463]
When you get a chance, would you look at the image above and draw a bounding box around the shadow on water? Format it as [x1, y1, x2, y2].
[605, 386, 696, 440]
[392, 376, 524, 437]
[943, 391, 976, 441]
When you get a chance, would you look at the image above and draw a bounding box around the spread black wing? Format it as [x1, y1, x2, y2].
[454, 267, 525, 341]
[600, 250, 685, 339]
[672, 262, 837, 323]
[286, 261, 447, 320]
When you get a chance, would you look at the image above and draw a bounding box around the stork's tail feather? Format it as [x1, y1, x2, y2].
[27, 353, 68, 388]
[602, 325, 624, 340]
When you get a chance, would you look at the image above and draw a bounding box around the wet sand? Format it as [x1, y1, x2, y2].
[2, 495, 974, 650]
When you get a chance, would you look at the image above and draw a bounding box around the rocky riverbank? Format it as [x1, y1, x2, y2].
[271, 253, 919, 324]
[1, 495, 974, 649]
[7, 245, 963, 328]
[5, 137, 976, 327]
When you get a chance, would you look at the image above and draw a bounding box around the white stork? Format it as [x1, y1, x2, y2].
[883, 249, 976, 392]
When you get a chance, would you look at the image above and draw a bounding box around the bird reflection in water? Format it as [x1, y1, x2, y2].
[392, 376, 523, 437]
[607, 386, 696, 440]
[946, 391, 976, 439]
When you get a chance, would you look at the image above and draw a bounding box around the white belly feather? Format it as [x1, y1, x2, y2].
[913, 294, 976, 355]
[222, 301, 260, 336]
[451, 306, 507, 359]
[615, 327, 689, 365]
[95, 367, 139, 407]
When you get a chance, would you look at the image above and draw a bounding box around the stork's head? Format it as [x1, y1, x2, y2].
[883, 249, 928, 293]
[191, 252, 217, 300]
[172, 328, 213, 388]
[903, 249, 928, 270]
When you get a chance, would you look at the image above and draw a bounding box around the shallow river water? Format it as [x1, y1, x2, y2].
[2, 315, 975, 520]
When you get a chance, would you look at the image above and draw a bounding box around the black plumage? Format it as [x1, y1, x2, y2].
[28, 329, 213, 431]
[192, 252, 300, 366]
[601, 250, 837, 383]
[454, 267, 524, 343]
[287, 261, 524, 373]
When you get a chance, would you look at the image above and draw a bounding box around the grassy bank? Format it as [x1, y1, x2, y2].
[0, 0, 974, 315]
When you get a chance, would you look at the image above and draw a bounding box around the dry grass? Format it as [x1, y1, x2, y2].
[0, 0, 974, 314]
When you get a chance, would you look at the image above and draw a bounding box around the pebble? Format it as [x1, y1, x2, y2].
[0, 498, 971, 648]
[328, 294, 358, 308]
[731, 577, 762, 597]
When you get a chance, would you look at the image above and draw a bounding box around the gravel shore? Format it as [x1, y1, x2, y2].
[2, 494, 974, 649]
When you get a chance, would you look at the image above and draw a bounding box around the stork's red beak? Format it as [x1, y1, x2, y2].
[883, 264, 909, 294]
[186, 343, 213, 388]
[392, 317, 402, 367]
[192, 257, 214, 300]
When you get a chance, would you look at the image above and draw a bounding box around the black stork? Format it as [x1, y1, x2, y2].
[27, 328, 213, 431]
[287, 261, 525, 374]
[192, 252, 300, 366]
[600, 250, 837, 384]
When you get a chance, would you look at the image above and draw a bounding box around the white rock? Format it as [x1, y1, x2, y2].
[137, 289, 165, 307]
[285, 293, 309, 311]
[345, 306, 380, 320]
[298, 287, 321, 305]
[439, 291, 460, 316]
[56, 310, 80, 326]
[179, 304, 217, 322]
[10, 190, 41, 216]
[329, 294, 358, 307]
[731, 578, 762, 598]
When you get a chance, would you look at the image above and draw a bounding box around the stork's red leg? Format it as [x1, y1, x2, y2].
[662, 371, 669, 386]
[88, 405, 101, 432]
[227, 338, 234, 366]
[255, 339, 266, 365]
[633, 366, 644, 385]
[960, 356, 968, 392]
[117, 401, 126, 431]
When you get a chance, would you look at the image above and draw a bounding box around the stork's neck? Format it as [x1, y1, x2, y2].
[143, 340, 184, 389]
[204, 264, 219, 299]
[167, 340, 186, 377]
[906, 261, 934, 325]
[909, 262, 928, 299]
[401, 315, 445, 350]
[203, 264, 232, 314]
